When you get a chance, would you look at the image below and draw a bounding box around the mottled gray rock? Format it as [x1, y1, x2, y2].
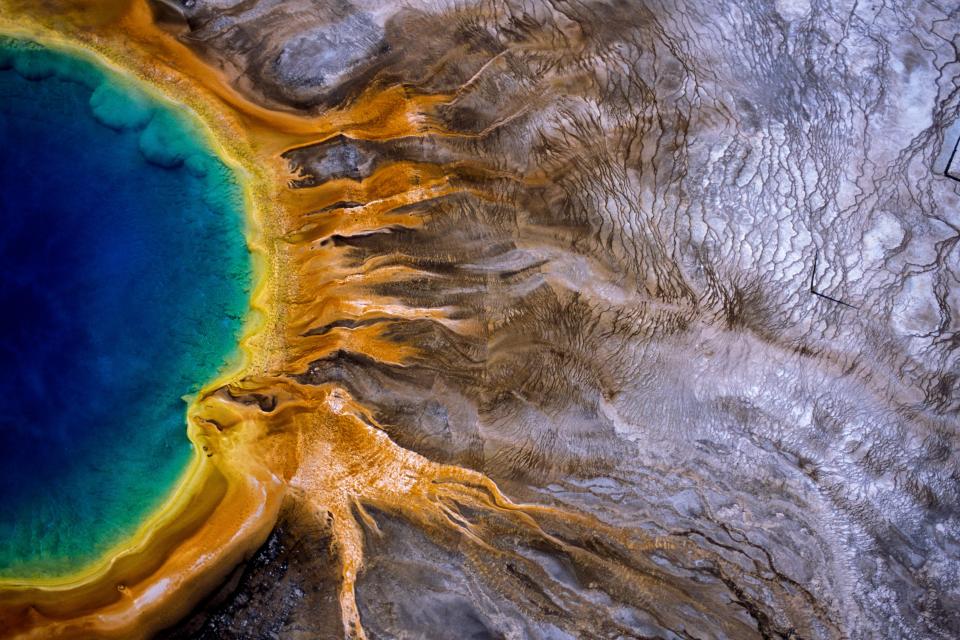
[284, 136, 378, 187]
[272, 12, 383, 93]
[150, 0, 391, 109]
[159, 503, 343, 640]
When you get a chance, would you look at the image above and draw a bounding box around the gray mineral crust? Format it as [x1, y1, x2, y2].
[158, 1, 960, 638]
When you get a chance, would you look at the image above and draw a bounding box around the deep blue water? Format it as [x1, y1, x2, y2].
[0, 40, 250, 576]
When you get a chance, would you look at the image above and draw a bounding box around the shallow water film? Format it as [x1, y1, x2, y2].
[0, 1, 958, 639]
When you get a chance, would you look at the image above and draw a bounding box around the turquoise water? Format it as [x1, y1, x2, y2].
[0, 38, 250, 577]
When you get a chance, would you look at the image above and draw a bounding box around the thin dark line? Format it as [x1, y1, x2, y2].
[813, 290, 858, 309]
[946, 134, 960, 182]
[810, 248, 859, 309]
[810, 250, 818, 292]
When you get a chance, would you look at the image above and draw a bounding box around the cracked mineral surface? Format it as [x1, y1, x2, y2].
[1, 0, 959, 639]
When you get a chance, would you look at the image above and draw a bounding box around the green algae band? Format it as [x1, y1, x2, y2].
[0, 38, 251, 578]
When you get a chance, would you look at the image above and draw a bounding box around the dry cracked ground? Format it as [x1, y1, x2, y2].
[154, 0, 959, 638]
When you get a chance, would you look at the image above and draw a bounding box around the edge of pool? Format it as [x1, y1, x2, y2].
[0, 6, 286, 638]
